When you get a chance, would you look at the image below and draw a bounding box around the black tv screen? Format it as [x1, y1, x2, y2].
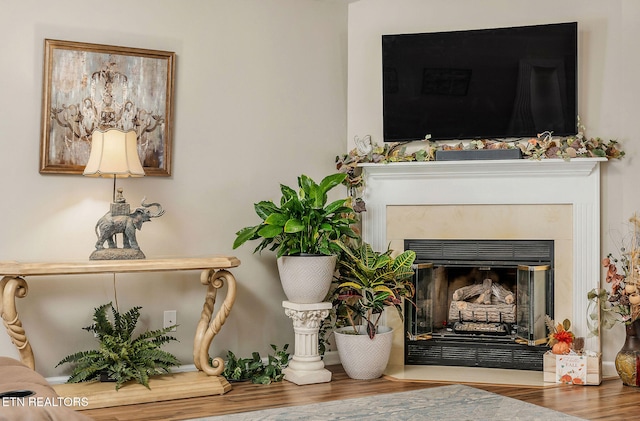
[382, 22, 577, 142]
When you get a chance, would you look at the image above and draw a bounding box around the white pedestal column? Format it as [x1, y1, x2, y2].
[282, 301, 332, 385]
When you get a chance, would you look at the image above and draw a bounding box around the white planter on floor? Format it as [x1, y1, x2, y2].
[277, 255, 336, 304]
[334, 325, 394, 380]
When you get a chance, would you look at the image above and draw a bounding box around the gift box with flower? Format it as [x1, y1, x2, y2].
[542, 317, 602, 385]
[543, 351, 602, 385]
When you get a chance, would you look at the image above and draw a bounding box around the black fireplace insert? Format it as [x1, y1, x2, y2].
[404, 239, 553, 371]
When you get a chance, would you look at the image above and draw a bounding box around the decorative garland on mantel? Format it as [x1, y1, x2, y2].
[335, 123, 625, 212]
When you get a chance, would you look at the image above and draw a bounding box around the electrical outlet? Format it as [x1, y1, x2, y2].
[163, 310, 177, 332]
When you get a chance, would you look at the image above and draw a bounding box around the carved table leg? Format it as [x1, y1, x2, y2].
[0, 276, 35, 369]
[194, 269, 236, 377]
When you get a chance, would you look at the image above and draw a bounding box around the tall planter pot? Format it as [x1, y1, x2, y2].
[277, 255, 337, 304]
[334, 325, 394, 380]
[615, 319, 640, 387]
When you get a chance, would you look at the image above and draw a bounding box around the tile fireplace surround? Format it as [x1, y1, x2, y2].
[358, 158, 606, 384]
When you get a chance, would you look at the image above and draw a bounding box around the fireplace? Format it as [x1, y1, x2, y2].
[357, 158, 604, 376]
[404, 239, 553, 370]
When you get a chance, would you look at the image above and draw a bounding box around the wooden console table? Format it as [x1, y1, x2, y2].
[0, 256, 240, 401]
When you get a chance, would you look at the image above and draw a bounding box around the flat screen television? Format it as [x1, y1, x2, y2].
[382, 22, 578, 142]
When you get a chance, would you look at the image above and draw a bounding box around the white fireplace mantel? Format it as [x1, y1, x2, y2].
[360, 158, 607, 352]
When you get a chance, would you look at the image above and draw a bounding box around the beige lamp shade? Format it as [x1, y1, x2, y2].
[83, 129, 145, 177]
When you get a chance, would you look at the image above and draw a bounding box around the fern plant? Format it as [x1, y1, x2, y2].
[56, 302, 180, 390]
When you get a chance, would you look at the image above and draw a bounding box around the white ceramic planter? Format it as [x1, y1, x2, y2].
[334, 325, 394, 380]
[276, 255, 337, 304]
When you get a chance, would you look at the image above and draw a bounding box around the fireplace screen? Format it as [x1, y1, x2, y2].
[405, 263, 434, 338]
[516, 264, 552, 345]
[404, 239, 553, 371]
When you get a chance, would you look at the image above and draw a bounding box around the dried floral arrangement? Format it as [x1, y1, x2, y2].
[546, 316, 575, 355]
[518, 130, 624, 160]
[336, 123, 625, 197]
[588, 214, 640, 335]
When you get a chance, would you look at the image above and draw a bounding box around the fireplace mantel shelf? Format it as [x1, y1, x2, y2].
[359, 157, 607, 178]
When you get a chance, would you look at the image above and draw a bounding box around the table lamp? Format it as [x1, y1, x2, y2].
[84, 128, 164, 260]
[83, 128, 145, 196]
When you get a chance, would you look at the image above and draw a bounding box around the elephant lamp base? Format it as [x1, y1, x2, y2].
[90, 248, 146, 260]
[90, 189, 164, 261]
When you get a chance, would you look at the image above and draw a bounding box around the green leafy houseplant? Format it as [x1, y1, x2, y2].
[331, 239, 416, 339]
[232, 173, 358, 258]
[221, 344, 290, 384]
[57, 302, 180, 390]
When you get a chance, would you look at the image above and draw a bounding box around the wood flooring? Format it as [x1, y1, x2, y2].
[80, 365, 640, 421]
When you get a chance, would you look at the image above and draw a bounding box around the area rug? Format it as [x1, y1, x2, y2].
[188, 384, 585, 420]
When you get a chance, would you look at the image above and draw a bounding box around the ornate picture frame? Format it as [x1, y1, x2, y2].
[40, 39, 175, 176]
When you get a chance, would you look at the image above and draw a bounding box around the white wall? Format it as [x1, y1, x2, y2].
[347, 0, 640, 370]
[0, 0, 348, 377]
[3, 0, 637, 379]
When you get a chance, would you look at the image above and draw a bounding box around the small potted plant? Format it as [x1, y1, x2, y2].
[329, 238, 415, 379]
[56, 302, 180, 390]
[233, 173, 358, 304]
[221, 344, 290, 384]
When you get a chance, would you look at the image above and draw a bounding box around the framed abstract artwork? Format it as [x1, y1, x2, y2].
[40, 39, 175, 176]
